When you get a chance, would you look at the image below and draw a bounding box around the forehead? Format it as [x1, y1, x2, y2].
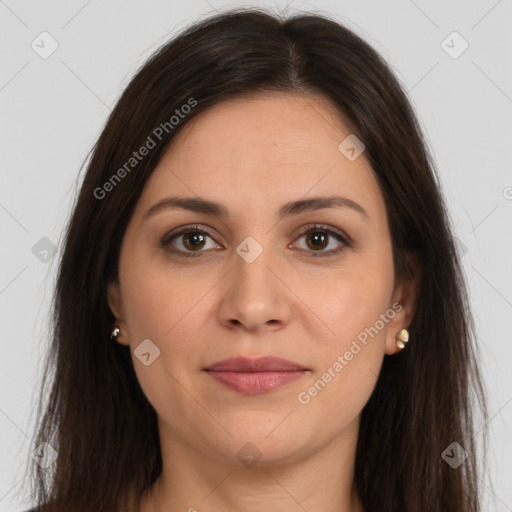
[167, 92, 351, 165]
[135, 92, 386, 223]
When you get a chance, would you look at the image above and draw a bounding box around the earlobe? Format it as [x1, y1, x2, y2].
[107, 281, 129, 346]
[385, 252, 421, 355]
[384, 303, 413, 356]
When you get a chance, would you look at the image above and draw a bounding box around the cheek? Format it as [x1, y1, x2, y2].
[295, 293, 390, 434]
[295, 252, 394, 412]
[120, 243, 205, 342]
[119, 267, 198, 421]
[119, 252, 213, 393]
[307, 255, 395, 348]
[124, 277, 181, 340]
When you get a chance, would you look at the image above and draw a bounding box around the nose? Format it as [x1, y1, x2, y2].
[216, 246, 293, 335]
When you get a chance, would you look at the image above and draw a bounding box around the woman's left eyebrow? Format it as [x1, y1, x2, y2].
[143, 195, 369, 222]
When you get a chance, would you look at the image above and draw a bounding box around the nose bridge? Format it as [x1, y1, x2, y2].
[233, 236, 280, 305]
[217, 235, 292, 332]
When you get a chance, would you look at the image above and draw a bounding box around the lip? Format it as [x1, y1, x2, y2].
[205, 356, 307, 372]
[204, 357, 308, 394]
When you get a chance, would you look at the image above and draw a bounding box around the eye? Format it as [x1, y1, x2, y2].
[161, 225, 221, 258]
[292, 224, 349, 257]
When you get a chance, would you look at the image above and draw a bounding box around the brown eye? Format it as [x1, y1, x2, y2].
[181, 232, 207, 251]
[305, 232, 329, 251]
[161, 225, 221, 257]
[293, 224, 349, 257]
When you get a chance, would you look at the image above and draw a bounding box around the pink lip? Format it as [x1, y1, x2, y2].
[204, 357, 308, 394]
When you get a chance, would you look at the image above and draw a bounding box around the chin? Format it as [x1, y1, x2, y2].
[206, 422, 316, 467]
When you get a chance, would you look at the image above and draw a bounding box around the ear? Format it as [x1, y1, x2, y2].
[107, 280, 130, 346]
[384, 252, 421, 355]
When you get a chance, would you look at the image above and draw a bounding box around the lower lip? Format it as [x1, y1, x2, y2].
[205, 370, 307, 394]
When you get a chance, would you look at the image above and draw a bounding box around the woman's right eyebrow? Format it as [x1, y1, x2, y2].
[143, 195, 369, 222]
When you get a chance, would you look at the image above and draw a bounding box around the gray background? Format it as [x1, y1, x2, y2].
[1, 0, 511, 510]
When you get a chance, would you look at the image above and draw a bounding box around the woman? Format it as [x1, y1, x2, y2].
[26, 7, 488, 512]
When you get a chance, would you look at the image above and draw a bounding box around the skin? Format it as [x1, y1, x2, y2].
[108, 92, 418, 512]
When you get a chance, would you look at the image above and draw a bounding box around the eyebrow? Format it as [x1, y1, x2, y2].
[143, 195, 369, 221]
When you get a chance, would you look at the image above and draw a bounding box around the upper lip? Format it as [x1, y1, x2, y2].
[205, 356, 308, 372]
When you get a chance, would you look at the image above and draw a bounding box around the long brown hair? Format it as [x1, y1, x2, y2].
[26, 7, 488, 511]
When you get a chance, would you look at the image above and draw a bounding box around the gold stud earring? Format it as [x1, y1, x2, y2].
[396, 328, 409, 350]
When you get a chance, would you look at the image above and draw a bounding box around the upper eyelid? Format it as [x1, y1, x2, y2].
[161, 224, 221, 246]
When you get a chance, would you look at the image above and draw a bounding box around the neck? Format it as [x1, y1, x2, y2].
[134, 415, 364, 512]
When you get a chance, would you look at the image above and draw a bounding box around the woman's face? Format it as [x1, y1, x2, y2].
[108, 93, 415, 467]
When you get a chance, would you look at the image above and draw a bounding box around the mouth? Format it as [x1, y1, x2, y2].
[203, 356, 309, 394]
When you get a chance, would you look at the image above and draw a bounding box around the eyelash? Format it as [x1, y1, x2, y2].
[160, 223, 350, 259]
